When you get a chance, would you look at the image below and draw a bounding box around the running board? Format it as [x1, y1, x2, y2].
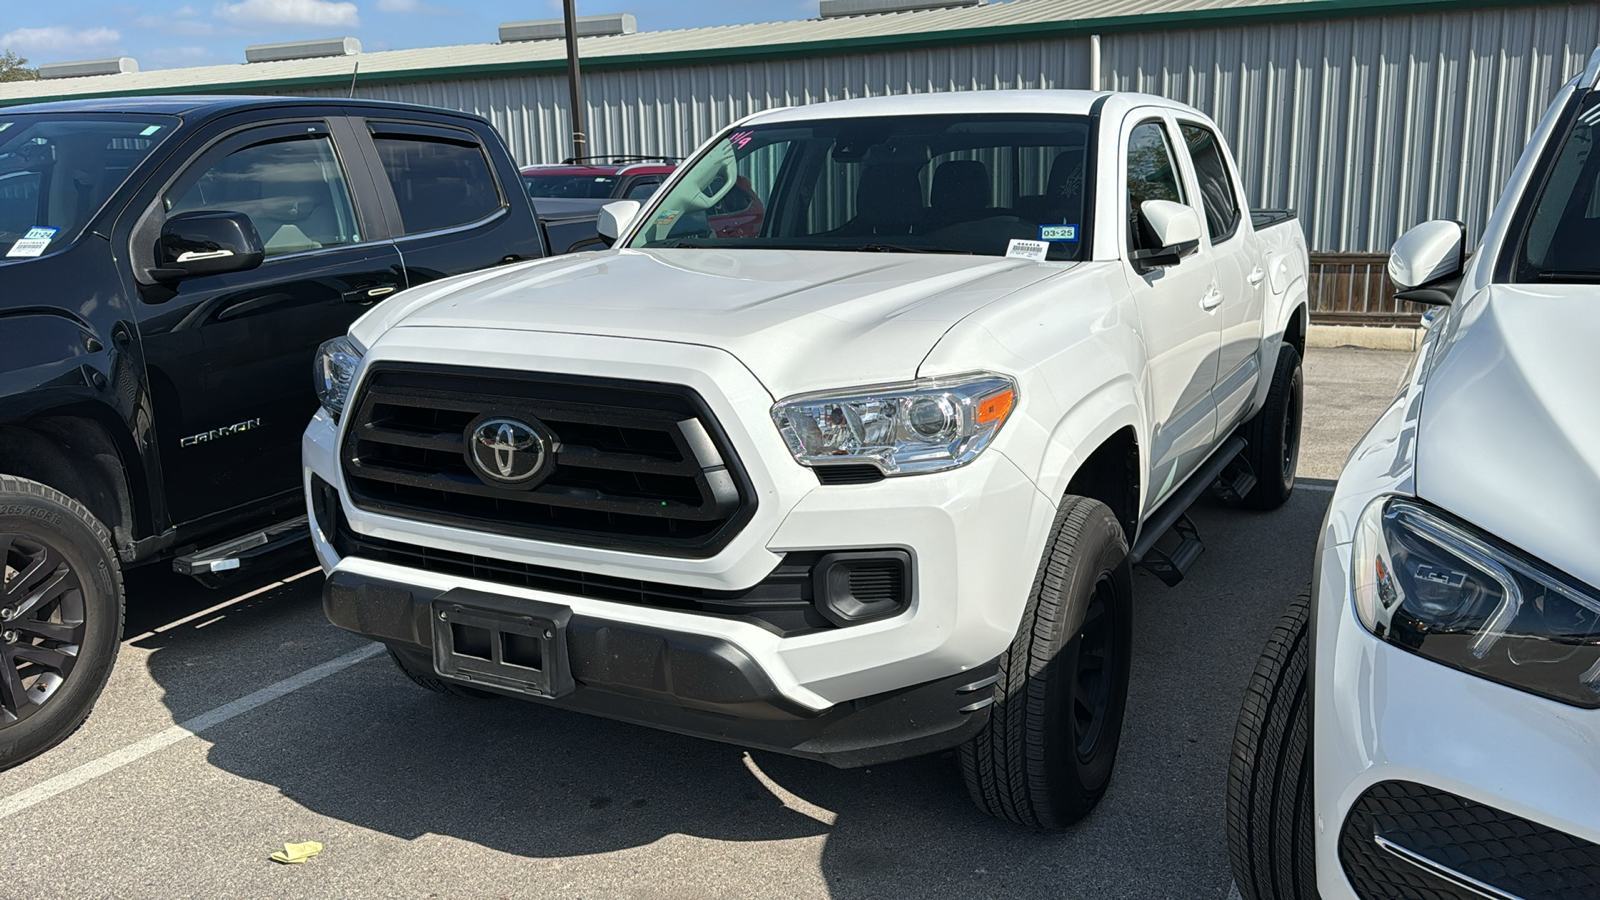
[173, 515, 311, 580]
[1129, 436, 1247, 587]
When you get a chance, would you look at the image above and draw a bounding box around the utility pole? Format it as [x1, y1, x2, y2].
[562, 0, 588, 161]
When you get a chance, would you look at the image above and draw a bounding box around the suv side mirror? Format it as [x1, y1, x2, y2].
[1132, 200, 1203, 272]
[1388, 220, 1465, 307]
[597, 200, 641, 246]
[152, 211, 265, 281]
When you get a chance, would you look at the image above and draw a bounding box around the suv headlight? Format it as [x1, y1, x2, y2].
[313, 335, 365, 422]
[1353, 497, 1600, 708]
[771, 373, 1017, 476]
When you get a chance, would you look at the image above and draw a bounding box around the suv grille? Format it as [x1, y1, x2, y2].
[340, 365, 755, 557]
[1339, 780, 1600, 900]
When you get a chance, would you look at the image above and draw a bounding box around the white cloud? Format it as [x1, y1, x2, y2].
[0, 26, 121, 56]
[213, 0, 359, 27]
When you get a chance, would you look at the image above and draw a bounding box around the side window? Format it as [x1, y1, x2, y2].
[624, 178, 662, 202]
[1126, 121, 1187, 253]
[168, 133, 360, 258]
[372, 132, 502, 235]
[1181, 124, 1242, 242]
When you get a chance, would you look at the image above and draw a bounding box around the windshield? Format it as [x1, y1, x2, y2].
[1517, 94, 1600, 281]
[0, 113, 179, 258]
[524, 173, 618, 199]
[628, 114, 1093, 260]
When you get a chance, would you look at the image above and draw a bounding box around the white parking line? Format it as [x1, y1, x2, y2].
[1297, 482, 1337, 493]
[0, 642, 383, 822]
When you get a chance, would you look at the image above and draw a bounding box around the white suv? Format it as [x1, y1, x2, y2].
[1228, 50, 1600, 900]
[305, 90, 1309, 827]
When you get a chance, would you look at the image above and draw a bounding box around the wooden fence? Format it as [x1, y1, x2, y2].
[1307, 253, 1430, 326]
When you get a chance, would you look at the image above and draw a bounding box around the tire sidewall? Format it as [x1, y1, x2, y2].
[0, 490, 122, 768]
[1040, 520, 1134, 815]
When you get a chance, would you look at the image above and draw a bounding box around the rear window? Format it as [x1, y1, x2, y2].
[524, 173, 618, 199]
[0, 114, 178, 258]
[373, 133, 502, 235]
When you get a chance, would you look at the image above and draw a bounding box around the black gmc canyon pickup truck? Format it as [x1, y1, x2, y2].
[0, 95, 553, 769]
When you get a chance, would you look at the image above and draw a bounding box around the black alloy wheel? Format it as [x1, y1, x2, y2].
[1072, 575, 1119, 762]
[1, 535, 87, 727]
[0, 475, 123, 772]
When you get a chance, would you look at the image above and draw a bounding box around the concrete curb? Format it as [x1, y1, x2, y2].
[1307, 324, 1424, 352]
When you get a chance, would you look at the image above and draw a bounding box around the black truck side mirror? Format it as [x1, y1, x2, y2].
[150, 211, 265, 281]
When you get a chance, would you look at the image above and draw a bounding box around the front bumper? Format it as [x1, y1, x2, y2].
[1311, 391, 1600, 897]
[326, 569, 997, 767]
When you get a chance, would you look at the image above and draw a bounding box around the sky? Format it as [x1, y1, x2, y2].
[0, 0, 816, 71]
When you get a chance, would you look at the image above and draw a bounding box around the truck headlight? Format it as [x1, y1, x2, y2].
[313, 335, 365, 422]
[1353, 497, 1600, 708]
[771, 373, 1017, 476]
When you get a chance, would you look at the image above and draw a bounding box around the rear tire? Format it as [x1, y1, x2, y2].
[387, 646, 498, 700]
[0, 475, 124, 771]
[1227, 589, 1318, 900]
[959, 496, 1133, 828]
[1239, 344, 1304, 511]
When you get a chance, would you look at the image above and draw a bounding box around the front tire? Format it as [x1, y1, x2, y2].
[0, 475, 124, 771]
[1239, 344, 1304, 511]
[1227, 590, 1317, 900]
[960, 496, 1133, 828]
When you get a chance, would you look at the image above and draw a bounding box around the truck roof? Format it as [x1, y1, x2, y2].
[0, 94, 490, 123]
[746, 89, 1202, 125]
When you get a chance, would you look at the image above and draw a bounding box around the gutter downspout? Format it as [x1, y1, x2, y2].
[1089, 33, 1101, 91]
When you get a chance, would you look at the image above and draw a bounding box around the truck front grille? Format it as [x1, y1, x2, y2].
[340, 365, 756, 557]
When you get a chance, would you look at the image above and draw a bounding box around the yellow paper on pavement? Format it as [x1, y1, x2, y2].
[270, 841, 324, 865]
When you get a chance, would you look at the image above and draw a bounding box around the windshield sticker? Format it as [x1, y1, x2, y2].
[1039, 225, 1080, 243]
[5, 226, 60, 259]
[653, 210, 682, 229]
[1005, 239, 1049, 262]
[139, 125, 163, 136]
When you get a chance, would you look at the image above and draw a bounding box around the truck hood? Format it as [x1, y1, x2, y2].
[1415, 284, 1600, 589]
[356, 248, 1069, 397]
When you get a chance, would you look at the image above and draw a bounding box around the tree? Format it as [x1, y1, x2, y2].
[0, 51, 38, 83]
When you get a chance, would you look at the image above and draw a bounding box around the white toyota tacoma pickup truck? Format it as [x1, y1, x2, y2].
[303, 90, 1309, 827]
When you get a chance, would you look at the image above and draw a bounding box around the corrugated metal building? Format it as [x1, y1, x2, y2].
[3, 0, 1596, 319]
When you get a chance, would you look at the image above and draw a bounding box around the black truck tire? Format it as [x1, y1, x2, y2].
[1239, 344, 1304, 511]
[0, 475, 124, 771]
[387, 645, 498, 700]
[959, 495, 1133, 828]
[1227, 589, 1318, 900]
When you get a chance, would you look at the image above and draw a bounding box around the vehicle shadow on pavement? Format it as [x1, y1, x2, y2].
[127, 491, 1326, 899]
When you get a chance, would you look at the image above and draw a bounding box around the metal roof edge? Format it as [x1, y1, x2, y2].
[0, 0, 1547, 108]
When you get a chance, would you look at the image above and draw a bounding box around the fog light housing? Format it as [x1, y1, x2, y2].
[813, 551, 912, 626]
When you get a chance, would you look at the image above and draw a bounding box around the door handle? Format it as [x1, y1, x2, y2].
[1248, 266, 1267, 288]
[344, 283, 399, 304]
[1201, 285, 1225, 312]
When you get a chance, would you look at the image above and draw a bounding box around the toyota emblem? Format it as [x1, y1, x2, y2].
[465, 415, 550, 488]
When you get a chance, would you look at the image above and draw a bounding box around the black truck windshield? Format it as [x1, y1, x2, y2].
[0, 114, 178, 258]
[629, 114, 1093, 260]
[1518, 95, 1600, 281]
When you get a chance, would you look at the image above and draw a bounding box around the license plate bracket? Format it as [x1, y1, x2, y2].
[431, 589, 574, 699]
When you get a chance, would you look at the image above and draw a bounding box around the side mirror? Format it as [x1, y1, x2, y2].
[596, 200, 641, 246]
[1131, 200, 1204, 272]
[1388, 220, 1465, 307]
[152, 211, 264, 281]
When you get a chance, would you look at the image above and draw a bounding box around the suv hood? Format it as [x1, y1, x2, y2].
[1415, 284, 1600, 589]
[354, 248, 1069, 397]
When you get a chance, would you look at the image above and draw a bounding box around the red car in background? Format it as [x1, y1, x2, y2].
[522, 156, 766, 247]
[521, 156, 678, 202]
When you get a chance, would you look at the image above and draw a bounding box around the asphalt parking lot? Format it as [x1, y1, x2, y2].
[0, 347, 1412, 900]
